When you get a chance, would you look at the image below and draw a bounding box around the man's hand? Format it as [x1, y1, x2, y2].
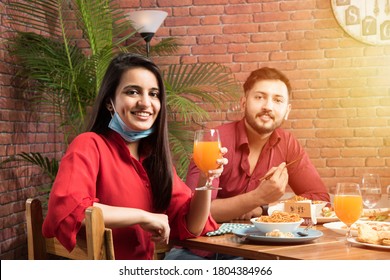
[252, 162, 289, 205]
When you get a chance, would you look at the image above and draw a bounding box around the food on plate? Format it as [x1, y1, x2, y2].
[251, 213, 304, 232]
[256, 211, 301, 223]
[283, 195, 326, 205]
[362, 208, 390, 222]
[320, 206, 336, 217]
[356, 223, 390, 246]
[382, 238, 390, 245]
[265, 229, 294, 238]
[357, 224, 380, 244]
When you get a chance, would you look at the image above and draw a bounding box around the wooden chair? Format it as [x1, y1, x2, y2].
[25, 198, 115, 260]
[153, 242, 172, 260]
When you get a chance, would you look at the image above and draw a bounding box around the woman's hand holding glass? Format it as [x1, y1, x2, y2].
[193, 129, 226, 190]
[195, 147, 228, 191]
[206, 146, 228, 176]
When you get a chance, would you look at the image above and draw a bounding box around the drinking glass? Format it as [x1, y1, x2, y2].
[334, 182, 363, 240]
[361, 173, 382, 209]
[193, 129, 222, 190]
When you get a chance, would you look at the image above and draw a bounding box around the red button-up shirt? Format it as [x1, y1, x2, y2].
[186, 118, 330, 202]
[42, 131, 218, 260]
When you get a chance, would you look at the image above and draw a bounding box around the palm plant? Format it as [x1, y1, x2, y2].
[3, 0, 239, 181]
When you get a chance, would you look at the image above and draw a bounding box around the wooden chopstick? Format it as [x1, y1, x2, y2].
[257, 155, 304, 182]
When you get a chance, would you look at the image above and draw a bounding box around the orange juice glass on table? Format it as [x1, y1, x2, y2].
[334, 182, 363, 240]
[334, 195, 363, 226]
[193, 129, 222, 190]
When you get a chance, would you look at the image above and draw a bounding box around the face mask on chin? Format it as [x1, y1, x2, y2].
[108, 100, 155, 142]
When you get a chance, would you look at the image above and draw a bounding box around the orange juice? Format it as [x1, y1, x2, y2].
[334, 195, 363, 226]
[193, 141, 220, 174]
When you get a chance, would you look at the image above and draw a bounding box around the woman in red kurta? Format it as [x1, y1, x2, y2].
[42, 53, 221, 260]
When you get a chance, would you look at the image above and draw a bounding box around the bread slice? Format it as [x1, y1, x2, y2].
[356, 224, 380, 244]
[377, 230, 390, 240]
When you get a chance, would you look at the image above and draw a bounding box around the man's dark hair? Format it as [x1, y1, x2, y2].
[243, 67, 292, 98]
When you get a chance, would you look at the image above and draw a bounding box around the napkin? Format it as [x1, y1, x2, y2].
[206, 223, 253, 236]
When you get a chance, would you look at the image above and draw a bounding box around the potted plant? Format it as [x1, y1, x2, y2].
[2, 0, 239, 187]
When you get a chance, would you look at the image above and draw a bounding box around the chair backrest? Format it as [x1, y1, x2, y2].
[25, 198, 115, 260]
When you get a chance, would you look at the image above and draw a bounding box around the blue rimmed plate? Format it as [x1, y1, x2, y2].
[232, 226, 323, 243]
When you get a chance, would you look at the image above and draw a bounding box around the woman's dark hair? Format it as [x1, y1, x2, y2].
[86, 53, 172, 212]
[243, 67, 292, 98]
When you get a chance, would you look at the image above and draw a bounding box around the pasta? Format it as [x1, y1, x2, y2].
[283, 195, 324, 204]
[257, 211, 301, 223]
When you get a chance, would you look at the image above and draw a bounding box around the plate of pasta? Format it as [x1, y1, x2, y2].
[251, 211, 304, 233]
[233, 226, 323, 243]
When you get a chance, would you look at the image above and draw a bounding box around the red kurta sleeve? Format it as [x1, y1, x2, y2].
[42, 133, 101, 251]
[167, 168, 219, 240]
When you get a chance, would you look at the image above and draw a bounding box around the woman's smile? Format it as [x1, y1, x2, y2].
[114, 67, 161, 131]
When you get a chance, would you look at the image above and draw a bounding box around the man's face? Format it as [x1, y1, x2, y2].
[241, 79, 291, 136]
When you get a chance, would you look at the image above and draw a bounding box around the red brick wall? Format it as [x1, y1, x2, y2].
[0, 1, 66, 259]
[1, 0, 390, 259]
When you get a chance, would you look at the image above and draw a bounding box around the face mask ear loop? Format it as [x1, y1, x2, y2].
[109, 99, 116, 118]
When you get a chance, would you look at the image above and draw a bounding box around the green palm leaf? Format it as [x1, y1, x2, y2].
[0, 152, 58, 183]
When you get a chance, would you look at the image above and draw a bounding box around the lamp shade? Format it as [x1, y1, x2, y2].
[128, 10, 168, 34]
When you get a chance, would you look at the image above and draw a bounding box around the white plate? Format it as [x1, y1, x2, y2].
[323, 221, 390, 236]
[347, 237, 390, 250]
[232, 226, 323, 243]
[316, 215, 339, 224]
[323, 221, 358, 236]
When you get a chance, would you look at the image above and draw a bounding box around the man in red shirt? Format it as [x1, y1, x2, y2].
[165, 67, 330, 260]
[186, 67, 330, 222]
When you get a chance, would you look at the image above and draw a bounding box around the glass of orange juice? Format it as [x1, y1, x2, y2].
[334, 182, 363, 240]
[193, 129, 222, 190]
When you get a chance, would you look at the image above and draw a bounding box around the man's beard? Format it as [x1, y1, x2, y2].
[245, 110, 285, 135]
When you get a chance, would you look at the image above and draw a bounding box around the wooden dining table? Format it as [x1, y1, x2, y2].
[172, 223, 390, 260]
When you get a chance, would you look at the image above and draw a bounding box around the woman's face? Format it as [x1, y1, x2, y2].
[112, 67, 161, 131]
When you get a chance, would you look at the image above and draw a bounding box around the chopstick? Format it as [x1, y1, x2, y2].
[257, 155, 304, 182]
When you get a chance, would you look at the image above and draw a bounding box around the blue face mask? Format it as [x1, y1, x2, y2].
[108, 103, 155, 142]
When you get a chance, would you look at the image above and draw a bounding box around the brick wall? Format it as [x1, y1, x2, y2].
[0, 1, 66, 259]
[1, 0, 390, 259]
